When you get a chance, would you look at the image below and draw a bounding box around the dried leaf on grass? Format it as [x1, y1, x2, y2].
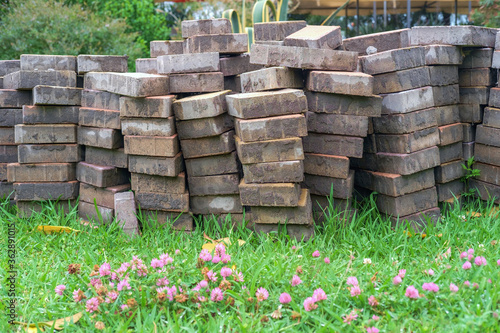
[36, 226, 80, 234]
[202, 232, 246, 251]
[13, 312, 83, 331]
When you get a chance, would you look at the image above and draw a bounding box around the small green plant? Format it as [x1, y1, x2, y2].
[461, 156, 481, 198]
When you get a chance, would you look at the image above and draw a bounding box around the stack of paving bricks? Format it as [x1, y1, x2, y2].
[471, 31, 500, 204]
[4, 55, 79, 216]
[0, 60, 23, 203]
[76, 55, 136, 229]
[164, 19, 248, 225]
[350, 34, 442, 228]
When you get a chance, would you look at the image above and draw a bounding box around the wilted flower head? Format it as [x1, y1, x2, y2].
[368, 295, 378, 307]
[279, 292, 292, 304]
[73, 288, 85, 303]
[405, 285, 420, 299]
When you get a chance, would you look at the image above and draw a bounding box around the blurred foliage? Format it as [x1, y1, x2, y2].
[0, 0, 143, 68]
[471, 0, 500, 27]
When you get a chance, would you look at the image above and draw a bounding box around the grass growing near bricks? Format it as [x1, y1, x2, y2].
[1, 196, 499, 332]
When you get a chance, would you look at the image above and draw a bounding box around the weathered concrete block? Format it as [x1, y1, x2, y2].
[483, 107, 500, 129]
[373, 66, 430, 94]
[0, 60, 20, 76]
[15, 124, 77, 144]
[136, 191, 189, 212]
[424, 45, 462, 65]
[459, 87, 489, 105]
[135, 58, 157, 74]
[0, 128, 14, 144]
[439, 123, 463, 146]
[249, 222, 315, 241]
[120, 95, 174, 118]
[305, 154, 350, 179]
[250, 44, 358, 71]
[433, 84, 460, 106]
[185, 152, 239, 177]
[387, 207, 440, 231]
[150, 40, 184, 58]
[227, 88, 306, 119]
[436, 105, 460, 126]
[307, 112, 368, 137]
[142, 210, 194, 231]
[355, 169, 435, 197]
[219, 53, 263, 76]
[376, 127, 440, 154]
[0, 181, 13, 197]
[435, 159, 465, 184]
[0, 109, 22, 127]
[439, 142, 463, 164]
[235, 114, 307, 142]
[243, 160, 303, 183]
[342, 29, 410, 55]
[305, 92, 381, 116]
[14, 181, 79, 201]
[360, 47, 425, 75]
[249, 189, 312, 225]
[85, 147, 128, 168]
[78, 126, 123, 149]
[239, 67, 303, 93]
[186, 33, 248, 54]
[469, 179, 500, 204]
[462, 123, 476, 142]
[375, 146, 440, 175]
[458, 68, 496, 87]
[33, 85, 81, 106]
[114, 191, 140, 236]
[124, 135, 179, 157]
[18, 200, 75, 218]
[121, 117, 175, 137]
[82, 90, 120, 110]
[377, 186, 438, 216]
[254, 21, 307, 41]
[0, 90, 32, 108]
[490, 88, 500, 108]
[303, 133, 363, 158]
[189, 173, 240, 196]
[492, 51, 500, 69]
[303, 171, 354, 198]
[437, 180, 464, 202]
[307, 71, 373, 96]
[78, 200, 114, 224]
[283, 25, 342, 49]
[364, 133, 377, 153]
[310, 194, 351, 220]
[475, 162, 500, 185]
[476, 124, 500, 147]
[0, 163, 8, 180]
[181, 18, 232, 38]
[463, 142, 475, 160]
[181, 131, 234, 159]
[460, 47, 493, 68]
[17, 144, 81, 163]
[158, 52, 219, 74]
[7, 163, 75, 182]
[190, 194, 243, 214]
[76, 162, 129, 188]
[428, 65, 459, 86]
[410, 26, 497, 47]
[80, 183, 130, 208]
[20, 54, 76, 71]
[374, 108, 437, 134]
[79, 108, 121, 129]
[240, 180, 301, 207]
[458, 104, 483, 123]
[128, 153, 184, 177]
[131, 172, 185, 194]
[84, 72, 169, 97]
[173, 90, 229, 120]
[224, 76, 241, 92]
[169, 72, 224, 93]
[381, 86, 434, 115]
[176, 113, 233, 140]
[77, 55, 128, 74]
[4, 70, 76, 90]
[236, 135, 303, 164]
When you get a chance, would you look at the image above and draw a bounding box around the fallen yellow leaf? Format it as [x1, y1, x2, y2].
[202, 234, 246, 251]
[202, 243, 216, 252]
[13, 312, 82, 331]
[36, 226, 80, 234]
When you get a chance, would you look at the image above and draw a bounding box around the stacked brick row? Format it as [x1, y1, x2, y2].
[0, 60, 23, 203]
[4, 55, 80, 216]
[76, 56, 133, 226]
[471, 31, 500, 204]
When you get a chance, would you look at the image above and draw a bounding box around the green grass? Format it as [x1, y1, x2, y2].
[0, 195, 499, 332]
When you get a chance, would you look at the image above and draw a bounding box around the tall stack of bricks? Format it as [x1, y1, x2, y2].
[5, 55, 79, 216]
[76, 55, 135, 230]
[352, 42, 441, 228]
[0, 60, 23, 203]
[471, 31, 500, 204]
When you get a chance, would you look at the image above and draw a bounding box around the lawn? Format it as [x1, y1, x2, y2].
[1, 195, 499, 332]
